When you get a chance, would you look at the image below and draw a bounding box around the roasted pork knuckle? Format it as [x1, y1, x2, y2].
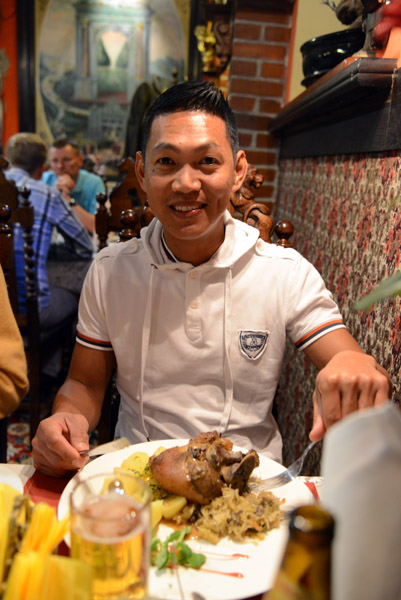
[149, 431, 259, 504]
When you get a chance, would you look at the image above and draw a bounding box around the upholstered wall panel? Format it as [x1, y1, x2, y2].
[274, 151, 401, 473]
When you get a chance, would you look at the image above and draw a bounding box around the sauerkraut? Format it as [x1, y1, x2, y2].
[173, 486, 282, 544]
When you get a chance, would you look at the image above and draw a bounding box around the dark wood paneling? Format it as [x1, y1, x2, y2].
[235, 0, 294, 12]
[269, 57, 400, 158]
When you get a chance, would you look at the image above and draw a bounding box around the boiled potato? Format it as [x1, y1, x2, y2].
[116, 448, 168, 501]
[151, 499, 163, 528]
[161, 495, 187, 519]
[120, 452, 149, 478]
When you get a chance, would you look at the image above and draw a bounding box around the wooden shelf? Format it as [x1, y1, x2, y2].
[269, 57, 400, 157]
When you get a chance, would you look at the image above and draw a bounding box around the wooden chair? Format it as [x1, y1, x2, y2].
[229, 163, 294, 247]
[95, 156, 153, 250]
[0, 157, 76, 441]
[96, 159, 293, 250]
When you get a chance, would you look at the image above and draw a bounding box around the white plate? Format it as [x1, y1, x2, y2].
[58, 440, 313, 600]
[0, 465, 24, 494]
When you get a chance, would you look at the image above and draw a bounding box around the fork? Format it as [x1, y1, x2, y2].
[248, 440, 318, 493]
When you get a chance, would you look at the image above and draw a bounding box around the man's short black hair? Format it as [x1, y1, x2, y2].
[140, 81, 239, 159]
[50, 138, 80, 154]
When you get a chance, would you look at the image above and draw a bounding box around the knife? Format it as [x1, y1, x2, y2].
[78, 437, 130, 458]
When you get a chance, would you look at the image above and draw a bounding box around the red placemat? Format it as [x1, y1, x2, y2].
[23, 470, 73, 509]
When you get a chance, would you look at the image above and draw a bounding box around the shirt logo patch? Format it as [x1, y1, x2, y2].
[239, 330, 269, 360]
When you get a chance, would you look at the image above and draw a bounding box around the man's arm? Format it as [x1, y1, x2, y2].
[53, 192, 94, 258]
[56, 174, 95, 234]
[31, 343, 115, 476]
[70, 203, 95, 234]
[304, 329, 392, 441]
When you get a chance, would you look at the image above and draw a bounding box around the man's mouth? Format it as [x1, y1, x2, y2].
[171, 204, 206, 212]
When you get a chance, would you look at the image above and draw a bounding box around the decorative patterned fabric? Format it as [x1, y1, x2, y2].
[274, 152, 401, 474]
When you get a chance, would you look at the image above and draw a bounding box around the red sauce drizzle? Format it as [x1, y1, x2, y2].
[200, 568, 244, 578]
[167, 565, 244, 578]
[203, 551, 249, 560]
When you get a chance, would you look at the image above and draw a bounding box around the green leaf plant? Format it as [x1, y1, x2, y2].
[355, 271, 401, 311]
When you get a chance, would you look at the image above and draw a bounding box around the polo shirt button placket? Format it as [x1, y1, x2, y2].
[186, 270, 201, 341]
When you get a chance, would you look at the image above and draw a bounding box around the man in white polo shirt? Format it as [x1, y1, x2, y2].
[32, 81, 392, 477]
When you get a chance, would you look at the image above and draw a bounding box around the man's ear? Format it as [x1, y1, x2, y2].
[135, 151, 147, 193]
[232, 150, 248, 193]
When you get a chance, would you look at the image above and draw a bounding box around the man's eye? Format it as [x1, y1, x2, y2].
[201, 157, 218, 165]
[157, 157, 174, 165]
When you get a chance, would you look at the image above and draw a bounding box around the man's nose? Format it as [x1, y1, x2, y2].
[171, 165, 201, 193]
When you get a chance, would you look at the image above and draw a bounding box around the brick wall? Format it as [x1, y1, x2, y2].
[229, 7, 293, 204]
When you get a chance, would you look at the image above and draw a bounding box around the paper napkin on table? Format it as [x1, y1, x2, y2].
[320, 401, 401, 600]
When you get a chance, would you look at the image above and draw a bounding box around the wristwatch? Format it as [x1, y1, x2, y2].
[69, 199, 77, 207]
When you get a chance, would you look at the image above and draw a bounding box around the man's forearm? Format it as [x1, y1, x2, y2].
[52, 377, 103, 431]
[71, 204, 95, 234]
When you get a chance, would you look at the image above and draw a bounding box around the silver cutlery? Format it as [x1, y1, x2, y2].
[78, 437, 130, 459]
[248, 440, 318, 492]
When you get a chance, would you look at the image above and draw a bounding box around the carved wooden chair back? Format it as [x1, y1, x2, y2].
[95, 156, 154, 250]
[96, 160, 293, 251]
[229, 163, 294, 247]
[0, 156, 75, 440]
[0, 159, 42, 441]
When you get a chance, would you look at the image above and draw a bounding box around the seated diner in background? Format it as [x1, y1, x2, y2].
[42, 138, 105, 235]
[5, 133, 93, 332]
[31, 81, 392, 477]
[0, 264, 29, 419]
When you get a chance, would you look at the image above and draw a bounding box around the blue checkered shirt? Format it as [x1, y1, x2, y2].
[5, 167, 93, 313]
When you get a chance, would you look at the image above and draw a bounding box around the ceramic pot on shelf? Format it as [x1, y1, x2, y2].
[300, 28, 365, 87]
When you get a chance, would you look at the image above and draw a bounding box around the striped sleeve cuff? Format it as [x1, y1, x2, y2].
[295, 320, 345, 350]
[76, 330, 113, 350]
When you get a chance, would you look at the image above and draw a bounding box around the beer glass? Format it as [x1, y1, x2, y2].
[70, 471, 151, 599]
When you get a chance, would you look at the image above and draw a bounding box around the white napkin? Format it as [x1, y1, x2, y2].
[320, 401, 401, 600]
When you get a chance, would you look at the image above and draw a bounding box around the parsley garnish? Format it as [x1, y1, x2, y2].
[151, 526, 206, 571]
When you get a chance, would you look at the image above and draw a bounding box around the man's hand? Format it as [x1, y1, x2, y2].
[309, 351, 391, 441]
[31, 412, 91, 477]
[55, 174, 76, 200]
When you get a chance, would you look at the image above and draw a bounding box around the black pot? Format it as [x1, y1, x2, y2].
[300, 28, 365, 87]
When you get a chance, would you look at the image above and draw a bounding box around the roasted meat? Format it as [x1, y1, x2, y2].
[149, 431, 259, 504]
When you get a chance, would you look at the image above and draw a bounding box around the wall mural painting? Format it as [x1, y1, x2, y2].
[36, 0, 188, 175]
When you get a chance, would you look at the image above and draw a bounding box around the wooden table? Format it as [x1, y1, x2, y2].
[3, 463, 321, 600]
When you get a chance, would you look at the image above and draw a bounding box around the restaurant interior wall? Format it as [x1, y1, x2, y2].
[228, 2, 293, 206]
[0, 0, 19, 152]
[1, 0, 295, 208]
[286, 0, 347, 103]
[270, 57, 401, 468]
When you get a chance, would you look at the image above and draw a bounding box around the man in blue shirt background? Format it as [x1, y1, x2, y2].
[42, 138, 105, 234]
[5, 133, 93, 330]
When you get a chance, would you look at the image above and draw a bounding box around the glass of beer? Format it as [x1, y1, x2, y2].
[70, 471, 151, 599]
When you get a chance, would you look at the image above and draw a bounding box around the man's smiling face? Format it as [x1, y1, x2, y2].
[136, 110, 247, 265]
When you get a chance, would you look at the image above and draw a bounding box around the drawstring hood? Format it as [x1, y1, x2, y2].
[218, 266, 234, 433]
[138, 264, 154, 441]
[134, 211, 260, 442]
